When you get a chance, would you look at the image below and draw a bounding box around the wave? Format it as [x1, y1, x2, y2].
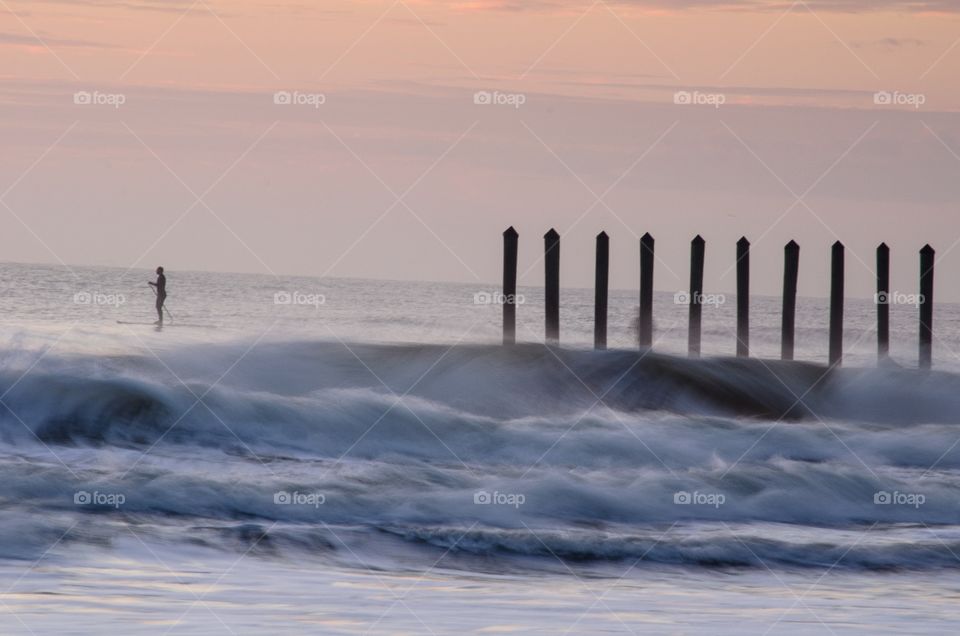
[2, 338, 960, 570]
[3, 341, 960, 450]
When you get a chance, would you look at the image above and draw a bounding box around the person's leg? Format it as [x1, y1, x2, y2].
[156, 296, 163, 323]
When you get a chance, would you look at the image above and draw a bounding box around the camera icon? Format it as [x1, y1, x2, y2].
[273, 91, 292, 105]
[874, 292, 889, 305]
[874, 91, 892, 105]
[874, 491, 891, 504]
[74, 490, 91, 505]
[674, 291, 691, 305]
[273, 491, 291, 504]
[474, 91, 492, 105]
[274, 291, 292, 305]
[474, 291, 492, 305]
[74, 291, 92, 305]
[673, 91, 692, 105]
[473, 490, 492, 504]
[673, 491, 691, 505]
[73, 91, 92, 105]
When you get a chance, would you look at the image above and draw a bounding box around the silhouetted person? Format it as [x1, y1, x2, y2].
[148, 266, 167, 324]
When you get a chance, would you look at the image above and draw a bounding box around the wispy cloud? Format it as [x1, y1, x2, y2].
[0, 30, 122, 50]
[456, 0, 960, 13]
[850, 37, 931, 49]
[5, 0, 199, 13]
[5, 0, 334, 16]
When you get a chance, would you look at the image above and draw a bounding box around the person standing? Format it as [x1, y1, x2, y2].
[148, 266, 167, 324]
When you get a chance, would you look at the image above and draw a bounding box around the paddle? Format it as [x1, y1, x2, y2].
[148, 284, 175, 322]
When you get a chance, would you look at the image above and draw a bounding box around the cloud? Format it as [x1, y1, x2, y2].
[0, 31, 122, 50]
[457, 0, 960, 13]
[553, 79, 874, 99]
[6, 0, 197, 13]
[850, 37, 931, 49]
[6, 0, 336, 17]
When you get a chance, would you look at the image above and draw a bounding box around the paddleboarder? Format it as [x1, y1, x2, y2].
[148, 266, 167, 325]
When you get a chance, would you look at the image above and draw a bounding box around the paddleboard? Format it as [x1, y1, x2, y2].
[116, 321, 218, 329]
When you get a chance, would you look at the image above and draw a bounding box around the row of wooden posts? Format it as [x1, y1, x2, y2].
[501, 227, 937, 369]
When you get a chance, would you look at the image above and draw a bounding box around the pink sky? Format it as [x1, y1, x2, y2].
[1, 0, 959, 299]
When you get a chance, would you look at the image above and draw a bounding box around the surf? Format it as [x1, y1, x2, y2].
[1, 334, 959, 571]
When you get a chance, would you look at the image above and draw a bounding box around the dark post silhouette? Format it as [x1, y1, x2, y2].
[781, 240, 799, 361]
[829, 241, 845, 367]
[594, 232, 609, 350]
[502, 226, 518, 345]
[688, 235, 705, 358]
[876, 243, 890, 361]
[736, 237, 750, 358]
[544, 228, 560, 344]
[639, 233, 655, 348]
[920, 244, 935, 370]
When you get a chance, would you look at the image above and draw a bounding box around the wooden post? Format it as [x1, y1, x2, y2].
[920, 244, 935, 370]
[829, 241, 845, 367]
[688, 235, 705, 358]
[544, 228, 560, 344]
[639, 233, 654, 349]
[781, 240, 799, 361]
[502, 227, 518, 345]
[594, 232, 609, 350]
[736, 237, 750, 358]
[876, 243, 890, 361]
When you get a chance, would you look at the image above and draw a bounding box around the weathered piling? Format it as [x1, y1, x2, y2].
[877, 243, 890, 360]
[829, 241, 845, 367]
[736, 237, 750, 358]
[920, 244, 935, 370]
[500, 230, 932, 368]
[594, 232, 609, 350]
[781, 240, 799, 361]
[544, 228, 560, 344]
[502, 226, 518, 345]
[639, 233, 654, 348]
[689, 235, 705, 358]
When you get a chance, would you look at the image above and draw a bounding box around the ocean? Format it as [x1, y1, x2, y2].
[2, 261, 960, 634]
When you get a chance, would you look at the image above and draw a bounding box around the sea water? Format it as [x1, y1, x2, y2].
[1, 262, 960, 634]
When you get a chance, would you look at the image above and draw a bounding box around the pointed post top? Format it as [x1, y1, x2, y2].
[737, 236, 750, 247]
[503, 226, 518, 237]
[785, 239, 799, 250]
[544, 228, 559, 240]
[921, 244, 935, 255]
[692, 234, 705, 245]
[832, 240, 844, 250]
[878, 242, 889, 251]
[597, 230, 608, 240]
[641, 232, 654, 242]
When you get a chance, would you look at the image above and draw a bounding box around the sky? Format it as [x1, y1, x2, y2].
[1, 0, 959, 300]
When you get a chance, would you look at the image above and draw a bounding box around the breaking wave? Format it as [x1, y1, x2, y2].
[1, 338, 960, 571]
